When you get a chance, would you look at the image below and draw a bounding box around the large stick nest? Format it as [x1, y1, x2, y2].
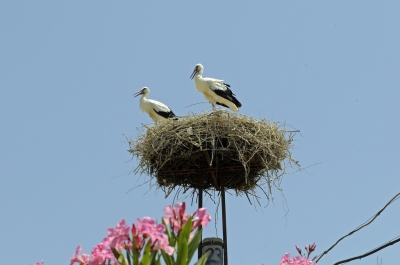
[129, 110, 299, 200]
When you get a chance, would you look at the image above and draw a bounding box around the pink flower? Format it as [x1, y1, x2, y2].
[145, 219, 167, 244]
[131, 222, 144, 249]
[151, 232, 174, 255]
[91, 239, 115, 264]
[161, 245, 175, 255]
[280, 253, 291, 265]
[163, 202, 189, 234]
[279, 253, 316, 265]
[33, 261, 44, 265]
[192, 208, 211, 230]
[132, 217, 175, 255]
[295, 245, 302, 255]
[69, 202, 210, 264]
[69, 245, 93, 265]
[309, 242, 316, 252]
[107, 219, 130, 249]
[163, 202, 211, 234]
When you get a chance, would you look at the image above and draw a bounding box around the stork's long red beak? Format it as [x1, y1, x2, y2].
[190, 67, 198, 79]
[133, 89, 144, 97]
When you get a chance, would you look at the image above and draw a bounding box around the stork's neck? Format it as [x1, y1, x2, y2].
[195, 70, 203, 79]
[139, 93, 149, 113]
[140, 92, 149, 102]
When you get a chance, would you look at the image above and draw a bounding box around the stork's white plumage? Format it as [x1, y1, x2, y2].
[134, 87, 177, 122]
[190, 63, 242, 112]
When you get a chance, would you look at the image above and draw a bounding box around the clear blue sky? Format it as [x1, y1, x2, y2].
[1, 1, 400, 264]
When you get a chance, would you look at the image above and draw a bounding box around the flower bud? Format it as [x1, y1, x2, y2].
[295, 245, 302, 255]
[309, 242, 316, 252]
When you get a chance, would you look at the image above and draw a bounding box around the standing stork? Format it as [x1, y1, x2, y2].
[133, 87, 177, 122]
[190, 63, 242, 112]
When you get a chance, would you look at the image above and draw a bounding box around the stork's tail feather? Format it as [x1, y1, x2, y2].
[168, 112, 178, 120]
[233, 97, 242, 108]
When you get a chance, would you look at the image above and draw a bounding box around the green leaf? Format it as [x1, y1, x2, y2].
[187, 228, 202, 264]
[118, 254, 128, 265]
[126, 249, 132, 265]
[162, 218, 171, 238]
[176, 237, 189, 265]
[111, 247, 121, 260]
[161, 250, 174, 265]
[176, 216, 192, 265]
[162, 218, 176, 248]
[155, 254, 162, 265]
[112, 248, 128, 265]
[149, 250, 157, 265]
[131, 237, 139, 265]
[195, 250, 210, 265]
[141, 239, 152, 265]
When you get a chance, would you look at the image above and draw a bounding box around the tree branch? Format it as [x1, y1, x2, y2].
[333, 236, 400, 265]
[316, 192, 400, 263]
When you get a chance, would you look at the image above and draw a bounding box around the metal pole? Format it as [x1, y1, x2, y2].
[221, 172, 228, 265]
[198, 179, 203, 260]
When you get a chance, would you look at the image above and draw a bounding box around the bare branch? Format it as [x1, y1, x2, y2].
[317, 191, 400, 263]
[333, 236, 400, 265]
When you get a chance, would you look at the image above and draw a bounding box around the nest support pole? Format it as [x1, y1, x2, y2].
[221, 171, 228, 265]
[199, 151, 229, 264]
[203, 151, 220, 190]
[198, 176, 203, 260]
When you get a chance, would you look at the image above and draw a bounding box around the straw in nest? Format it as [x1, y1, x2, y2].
[129, 110, 299, 202]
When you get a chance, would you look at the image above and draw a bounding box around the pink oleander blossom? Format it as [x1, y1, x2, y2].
[163, 202, 211, 234]
[69, 202, 210, 264]
[91, 239, 115, 264]
[295, 245, 302, 255]
[134, 216, 175, 255]
[280, 252, 316, 265]
[163, 202, 189, 234]
[107, 218, 130, 249]
[280, 252, 291, 265]
[192, 208, 211, 230]
[309, 242, 316, 252]
[279, 242, 318, 265]
[70, 245, 94, 265]
[70, 219, 131, 265]
[70, 244, 118, 265]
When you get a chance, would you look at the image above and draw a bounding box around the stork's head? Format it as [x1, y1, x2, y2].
[190, 63, 204, 79]
[133, 87, 150, 97]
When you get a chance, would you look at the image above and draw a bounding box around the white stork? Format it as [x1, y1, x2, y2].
[190, 63, 242, 112]
[133, 87, 177, 122]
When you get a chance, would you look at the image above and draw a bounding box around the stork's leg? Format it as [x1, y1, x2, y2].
[212, 100, 217, 111]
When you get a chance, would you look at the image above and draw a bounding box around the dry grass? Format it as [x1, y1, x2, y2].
[129, 110, 299, 202]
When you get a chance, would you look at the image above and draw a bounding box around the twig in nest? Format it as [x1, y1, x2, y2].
[129, 110, 301, 206]
[185, 102, 208, 108]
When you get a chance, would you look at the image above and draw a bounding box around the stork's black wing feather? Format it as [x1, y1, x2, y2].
[216, 102, 230, 108]
[154, 109, 178, 120]
[212, 83, 242, 109]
